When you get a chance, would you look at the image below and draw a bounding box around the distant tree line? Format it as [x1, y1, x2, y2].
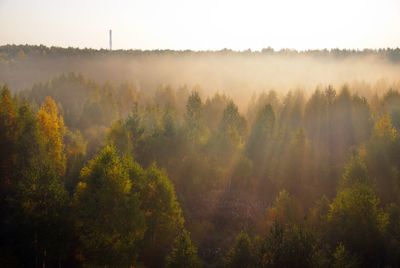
[1, 44, 400, 62]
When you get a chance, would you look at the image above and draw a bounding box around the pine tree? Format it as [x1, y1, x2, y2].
[166, 229, 201, 268]
[225, 231, 255, 268]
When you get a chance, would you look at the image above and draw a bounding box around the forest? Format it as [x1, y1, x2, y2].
[2, 46, 400, 267]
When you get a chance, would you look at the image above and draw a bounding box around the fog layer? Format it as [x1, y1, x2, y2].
[2, 47, 400, 102]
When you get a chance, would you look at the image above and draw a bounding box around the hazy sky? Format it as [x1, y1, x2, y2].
[0, 0, 399, 50]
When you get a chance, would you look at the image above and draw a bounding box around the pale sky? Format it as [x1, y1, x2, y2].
[0, 0, 399, 51]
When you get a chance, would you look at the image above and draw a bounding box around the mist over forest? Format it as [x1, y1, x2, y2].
[3, 45, 400, 267]
[2, 45, 400, 100]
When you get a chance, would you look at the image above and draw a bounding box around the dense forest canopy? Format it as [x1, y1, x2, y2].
[3, 45, 400, 267]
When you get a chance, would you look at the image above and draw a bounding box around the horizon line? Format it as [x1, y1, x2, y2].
[1, 43, 400, 53]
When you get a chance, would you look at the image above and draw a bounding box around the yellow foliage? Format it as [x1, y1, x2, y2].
[76, 181, 87, 193]
[37, 96, 66, 175]
[373, 114, 397, 141]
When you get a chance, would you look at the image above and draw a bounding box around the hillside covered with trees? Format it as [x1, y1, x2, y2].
[2, 68, 400, 267]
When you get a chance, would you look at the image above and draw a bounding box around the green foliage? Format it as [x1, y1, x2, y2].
[203, 93, 230, 130]
[333, 244, 360, 268]
[225, 231, 256, 268]
[351, 94, 371, 143]
[108, 119, 133, 156]
[0, 86, 17, 190]
[165, 229, 201, 268]
[246, 104, 275, 165]
[73, 145, 145, 266]
[138, 164, 185, 267]
[185, 91, 209, 146]
[259, 222, 314, 268]
[209, 101, 247, 162]
[307, 195, 330, 232]
[5, 75, 400, 267]
[339, 153, 369, 189]
[108, 104, 145, 159]
[265, 190, 301, 226]
[382, 89, 400, 129]
[365, 114, 400, 204]
[9, 98, 69, 266]
[220, 101, 247, 139]
[64, 129, 87, 193]
[385, 203, 400, 265]
[327, 183, 388, 265]
[277, 128, 313, 200]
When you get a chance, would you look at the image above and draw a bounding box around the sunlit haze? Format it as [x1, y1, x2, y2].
[4, 1, 400, 267]
[1, 0, 399, 50]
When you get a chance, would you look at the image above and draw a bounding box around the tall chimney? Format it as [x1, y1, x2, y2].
[109, 29, 112, 50]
